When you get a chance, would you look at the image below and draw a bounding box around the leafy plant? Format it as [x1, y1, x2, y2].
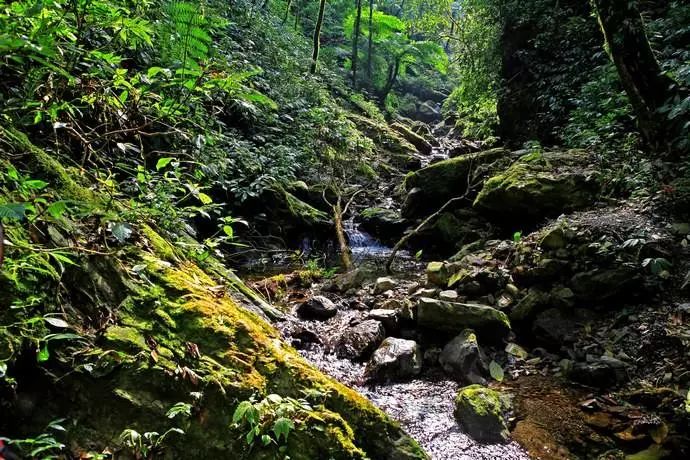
[231, 393, 314, 456]
[118, 401, 192, 459]
[1, 419, 67, 459]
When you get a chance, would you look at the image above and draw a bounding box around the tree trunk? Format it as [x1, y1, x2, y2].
[379, 57, 400, 103]
[367, 0, 374, 78]
[593, 0, 682, 152]
[283, 0, 292, 24]
[351, 0, 363, 87]
[333, 198, 353, 271]
[310, 0, 327, 74]
[0, 222, 4, 269]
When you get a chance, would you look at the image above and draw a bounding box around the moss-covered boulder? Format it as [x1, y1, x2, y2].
[473, 149, 601, 224]
[416, 298, 511, 338]
[402, 148, 507, 217]
[454, 385, 510, 443]
[359, 207, 408, 245]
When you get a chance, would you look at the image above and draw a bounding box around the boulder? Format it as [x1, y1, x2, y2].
[568, 356, 630, 388]
[374, 277, 397, 294]
[448, 267, 506, 296]
[359, 208, 407, 244]
[402, 148, 508, 217]
[391, 122, 433, 155]
[473, 150, 601, 225]
[329, 268, 368, 292]
[570, 265, 641, 303]
[511, 258, 569, 286]
[364, 338, 422, 381]
[258, 186, 332, 236]
[411, 210, 490, 257]
[439, 329, 488, 384]
[334, 320, 386, 360]
[454, 385, 510, 443]
[417, 298, 511, 337]
[296, 296, 338, 320]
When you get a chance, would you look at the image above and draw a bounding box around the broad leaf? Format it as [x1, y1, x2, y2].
[489, 360, 504, 382]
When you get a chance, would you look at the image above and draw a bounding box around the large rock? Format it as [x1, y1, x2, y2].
[296, 296, 338, 320]
[570, 265, 641, 303]
[473, 150, 601, 225]
[402, 148, 507, 217]
[567, 356, 630, 389]
[417, 298, 511, 337]
[329, 268, 369, 292]
[334, 320, 386, 360]
[532, 308, 593, 347]
[374, 277, 397, 294]
[454, 385, 510, 443]
[364, 338, 422, 382]
[359, 208, 407, 245]
[257, 186, 332, 236]
[439, 330, 488, 384]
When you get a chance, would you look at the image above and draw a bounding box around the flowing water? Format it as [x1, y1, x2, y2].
[279, 221, 530, 460]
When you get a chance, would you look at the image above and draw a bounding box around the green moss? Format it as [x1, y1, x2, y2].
[404, 148, 506, 199]
[140, 224, 178, 261]
[455, 385, 502, 418]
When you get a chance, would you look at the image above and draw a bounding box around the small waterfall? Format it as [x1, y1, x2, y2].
[343, 219, 390, 257]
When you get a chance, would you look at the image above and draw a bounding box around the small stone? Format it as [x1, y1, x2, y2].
[414, 288, 439, 298]
[671, 222, 690, 235]
[439, 290, 459, 301]
[540, 227, 566, 250]
[364, 338, 422, 381]
[427, 261, 449, 286]
[296, 296, 337, 320]
[504, 284, 519, 297]
[374, 277, 397, 294]
[368, 309, 399, 333]
[334, 320, 386, 360]
[454, 385, 510, 443]
[504, 343, 528, 359]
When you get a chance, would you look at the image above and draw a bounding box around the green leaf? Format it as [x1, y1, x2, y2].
[156, 157, 174, 170]
[272, 417, 294, 443]
[198, 192, 213, 205]
[513, 231, 522, 243]
[0, 362, 7, 378]
[37, 343, 50, 362]
[0, 203, 27, 220]
[261, 434, 272, 446]
[44, 316, 69, 328]
[232, 401, 253, 424]
[686, 389, 690, 413]
[24, 179, 49, 190]
[111, 222, 133, 243]
[223, 225, 234, 239]
[489, 360, 504, 382]
[46, 201, 68, 219]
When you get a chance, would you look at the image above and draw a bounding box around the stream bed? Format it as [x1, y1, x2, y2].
[275, 223, 530, 459]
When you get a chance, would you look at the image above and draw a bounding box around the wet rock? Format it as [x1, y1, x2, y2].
[439, 329, 488, 384]
[402, 148, 508, 217]
[473, 149, 601, 225]
[439, 290, 459, 301]
[417, 298, 511, 337]
[374, 277, 397, 294]
[454, 385, 510, 443]
[364, 337, 422, 381]
[290, 327, 321, 349]
[330, 268, 368, 292]
[570, 265, 641, 303]
[368, 309, 400, 333]
[296, 296, 337, 320]
[334, 320, 386, 360]
[359, 207, 408, 244]
[381, 298, 415, 321]
[568, 356, 630, 388]
[426, 261, 450, 287]
[415, 288, 439, 298]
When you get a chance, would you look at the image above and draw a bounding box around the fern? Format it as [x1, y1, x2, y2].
[162, 1, 212, 74]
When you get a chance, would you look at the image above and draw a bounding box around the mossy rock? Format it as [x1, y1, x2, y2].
[473, 149, 601, 225]
[0, 135, 426, 459]
[416, 297, 511, 338]
[402, 148, 507, 217]
[454, 384, 510, 443]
